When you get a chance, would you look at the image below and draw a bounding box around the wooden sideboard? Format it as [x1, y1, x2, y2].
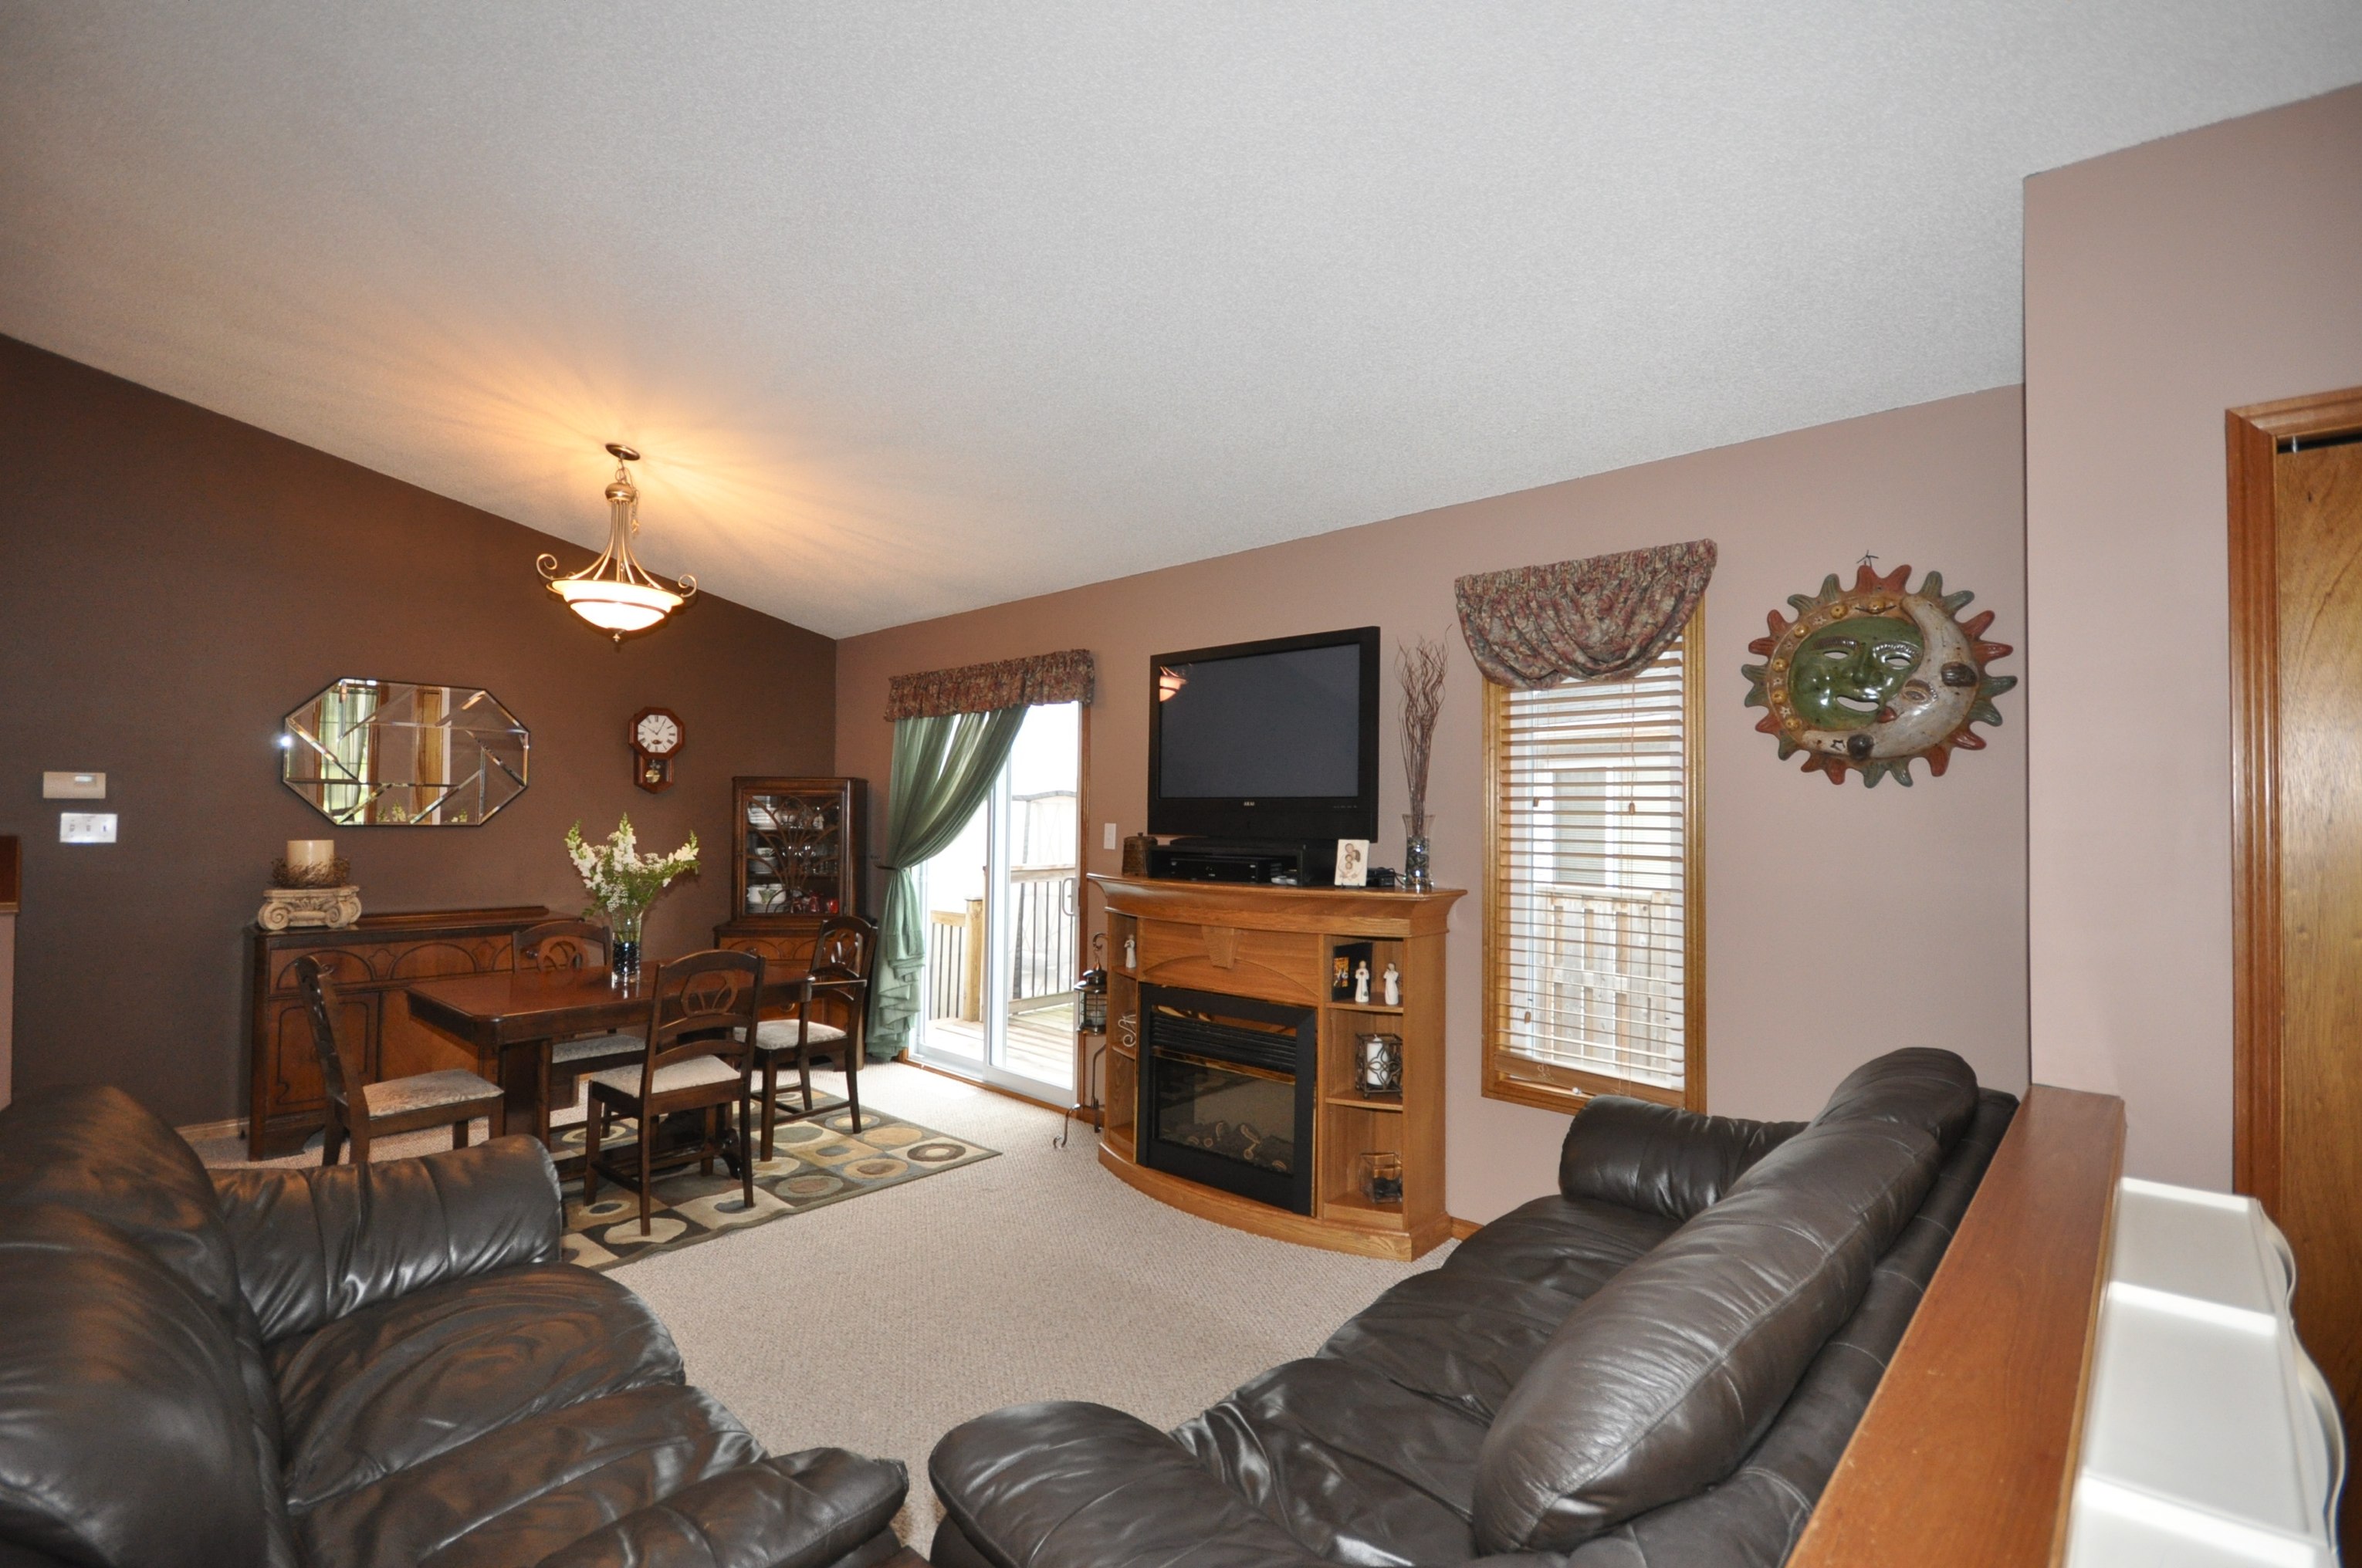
[1095, 874, 1462, 1260]
[246, 905, 550, 1157]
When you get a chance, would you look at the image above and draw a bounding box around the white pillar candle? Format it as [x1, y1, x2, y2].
[287, 839, 335, 869]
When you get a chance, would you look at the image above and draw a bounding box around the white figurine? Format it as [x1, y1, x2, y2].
[1354, 960, 1371, 1004]
[1123, 933, 1137, 969]
[1382, 962, 1400, 1007]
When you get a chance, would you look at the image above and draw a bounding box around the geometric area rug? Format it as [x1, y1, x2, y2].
[553, 1094, 997, 1271]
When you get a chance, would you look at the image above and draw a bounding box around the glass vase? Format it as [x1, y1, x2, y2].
[1403, 813, 1433, 893]
[608, 907, 645, 985]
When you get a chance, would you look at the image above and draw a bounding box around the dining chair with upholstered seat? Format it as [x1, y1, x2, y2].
[744, 914, 876, 1158]
[295, 955, 506, 1166]
[583, 948, 763, 1235]
[514, 917, 647, 1144]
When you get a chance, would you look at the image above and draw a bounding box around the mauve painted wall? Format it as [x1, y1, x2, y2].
[2025, 83, 2362, 1188]
[0, 335, 836, 1127]
[839, 387, 2030, 1224]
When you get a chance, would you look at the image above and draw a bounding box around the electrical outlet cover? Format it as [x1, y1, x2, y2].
[59, 813, 117, 844]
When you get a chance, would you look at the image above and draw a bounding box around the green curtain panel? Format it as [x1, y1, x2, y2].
[868, 706, 1028, 1059]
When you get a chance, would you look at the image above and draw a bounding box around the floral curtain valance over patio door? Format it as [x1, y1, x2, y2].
[884, 648, 1096, 721]
[1453, 539, 1717, 687]
[870, 648, 1096, 1059]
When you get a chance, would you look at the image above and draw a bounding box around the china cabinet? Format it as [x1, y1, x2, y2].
[714, 777, 869, 970]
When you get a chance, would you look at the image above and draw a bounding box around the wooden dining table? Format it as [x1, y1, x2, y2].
[404, 964, 817, 1159]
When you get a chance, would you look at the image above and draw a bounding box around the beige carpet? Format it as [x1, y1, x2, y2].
[617, 1064, 1446, 1550]
[193, 1063, 1450, 1552]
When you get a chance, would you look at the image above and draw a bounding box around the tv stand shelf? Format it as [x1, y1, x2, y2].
[1093, 874, 1462, 1260]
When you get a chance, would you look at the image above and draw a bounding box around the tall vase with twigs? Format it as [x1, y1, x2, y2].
[1399, 637, 1447, 893]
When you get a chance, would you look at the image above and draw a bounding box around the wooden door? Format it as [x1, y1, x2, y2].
[2231, 387, 2362, 1560]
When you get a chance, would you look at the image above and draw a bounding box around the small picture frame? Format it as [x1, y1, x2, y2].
[1335, 838, 1370, 887]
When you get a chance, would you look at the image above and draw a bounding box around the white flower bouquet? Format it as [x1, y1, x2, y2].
[563, 816, 699, 949]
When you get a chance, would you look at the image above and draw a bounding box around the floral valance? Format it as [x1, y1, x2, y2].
[1455, 539, 1717, 689]
[885, 648, 1096, 721]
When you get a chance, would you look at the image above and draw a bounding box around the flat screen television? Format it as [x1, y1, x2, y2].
[1147, 627, 1380, 842]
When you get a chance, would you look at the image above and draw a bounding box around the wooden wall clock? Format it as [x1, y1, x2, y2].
[631, 706, 684, 792]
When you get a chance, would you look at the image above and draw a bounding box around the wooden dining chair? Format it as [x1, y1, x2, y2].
[295, 955, 505, 1166]
[744, 914, 877, 1158]
[514, 918, 647, 1144]
[583, 949, 763, 1235]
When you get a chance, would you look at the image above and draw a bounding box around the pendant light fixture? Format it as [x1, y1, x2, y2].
[536, 443, 697, 642]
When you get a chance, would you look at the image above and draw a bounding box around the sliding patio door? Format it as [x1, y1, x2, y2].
[913, 701, 1081, 1103]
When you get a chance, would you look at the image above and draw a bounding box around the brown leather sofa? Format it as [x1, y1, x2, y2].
[929, 1047, 2014, 1568]
[0, 1084, 906, 1568]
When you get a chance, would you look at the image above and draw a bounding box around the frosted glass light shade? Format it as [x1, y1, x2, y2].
[550, 578, 682, 633]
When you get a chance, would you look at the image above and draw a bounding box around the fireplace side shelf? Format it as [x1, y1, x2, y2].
[1092, 874, 1461, 1261]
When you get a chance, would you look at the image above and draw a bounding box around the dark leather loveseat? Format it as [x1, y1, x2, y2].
[0, 1085, 907, 1568]
[929, 1047, 2012, 1568]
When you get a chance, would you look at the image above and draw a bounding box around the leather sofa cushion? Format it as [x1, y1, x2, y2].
[1173, 1356, 1491, 1565]
[295, 1383, 766, 1568]
[213, 1135, 563, 1346]
[538, 1449, 910, 1568]
[1799, 1046, 1982, 1149]
[0, 1205, 272, 1568]
[1562, 1089, 2016, 1568]
[1436, 1193, 1680, 1301]
[1321, 1190, 1670, 1423]
[1555, 1097, 1804, 1221]
[1471, 1048, 1978, 1554]
[272, 1261, 686, 1511]
[1318, 1270, 1585, 1422]
[0, 1087, 246, 1323]
[0, 1088, 301, 1567]
[938, 1403, 1333, 1568]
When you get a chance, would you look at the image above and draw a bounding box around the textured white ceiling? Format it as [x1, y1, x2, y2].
[5, 5, 2360, 636]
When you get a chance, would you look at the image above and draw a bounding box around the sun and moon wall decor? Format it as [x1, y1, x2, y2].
[1741, 562, 2016, 788]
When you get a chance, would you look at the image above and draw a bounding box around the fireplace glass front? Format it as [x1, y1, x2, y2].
[1138, 985, 1316, 1213]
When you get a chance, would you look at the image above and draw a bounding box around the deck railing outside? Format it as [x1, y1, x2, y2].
[1524, 882, 1681, 1086]
[926, 907, 975, 1021]
[1009, 865, 1078, 1006]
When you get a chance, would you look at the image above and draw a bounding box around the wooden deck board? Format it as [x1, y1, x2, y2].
[922, 1002, 1076, 1089]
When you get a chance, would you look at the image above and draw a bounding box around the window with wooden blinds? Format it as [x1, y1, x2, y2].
[1482, 606, 1704, 1111]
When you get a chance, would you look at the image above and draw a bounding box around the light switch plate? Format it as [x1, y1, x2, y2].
[59, 813, 117, 844]
[1103, 821, 1119, 850]
[42, 771, 106, 799]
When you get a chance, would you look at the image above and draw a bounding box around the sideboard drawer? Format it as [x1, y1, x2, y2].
[1136, 918, 1324, 1007]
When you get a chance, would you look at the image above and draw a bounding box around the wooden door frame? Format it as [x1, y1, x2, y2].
[2228, 384, 2362, 1209]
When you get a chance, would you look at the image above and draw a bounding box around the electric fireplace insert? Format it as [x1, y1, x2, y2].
[1137, 984, 1317, 1214]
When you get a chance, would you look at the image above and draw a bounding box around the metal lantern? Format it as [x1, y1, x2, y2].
[1074, 934, 1110, 1035]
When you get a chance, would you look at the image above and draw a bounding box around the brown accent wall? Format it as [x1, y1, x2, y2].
[2025, 83, 2362, 1188]
[838, 386, 2029, 1225]
[0, 335, 836, 1126]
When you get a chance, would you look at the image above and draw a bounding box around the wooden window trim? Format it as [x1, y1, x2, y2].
[1480, 603, 1706, 1116]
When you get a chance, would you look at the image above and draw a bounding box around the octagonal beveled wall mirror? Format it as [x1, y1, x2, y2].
[281, 678, 530, 826]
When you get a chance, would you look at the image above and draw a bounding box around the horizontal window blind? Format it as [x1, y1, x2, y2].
[1487, 634, 1691, 1100]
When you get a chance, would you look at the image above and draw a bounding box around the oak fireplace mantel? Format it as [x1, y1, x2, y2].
[1093, 874, 1461, 1260]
